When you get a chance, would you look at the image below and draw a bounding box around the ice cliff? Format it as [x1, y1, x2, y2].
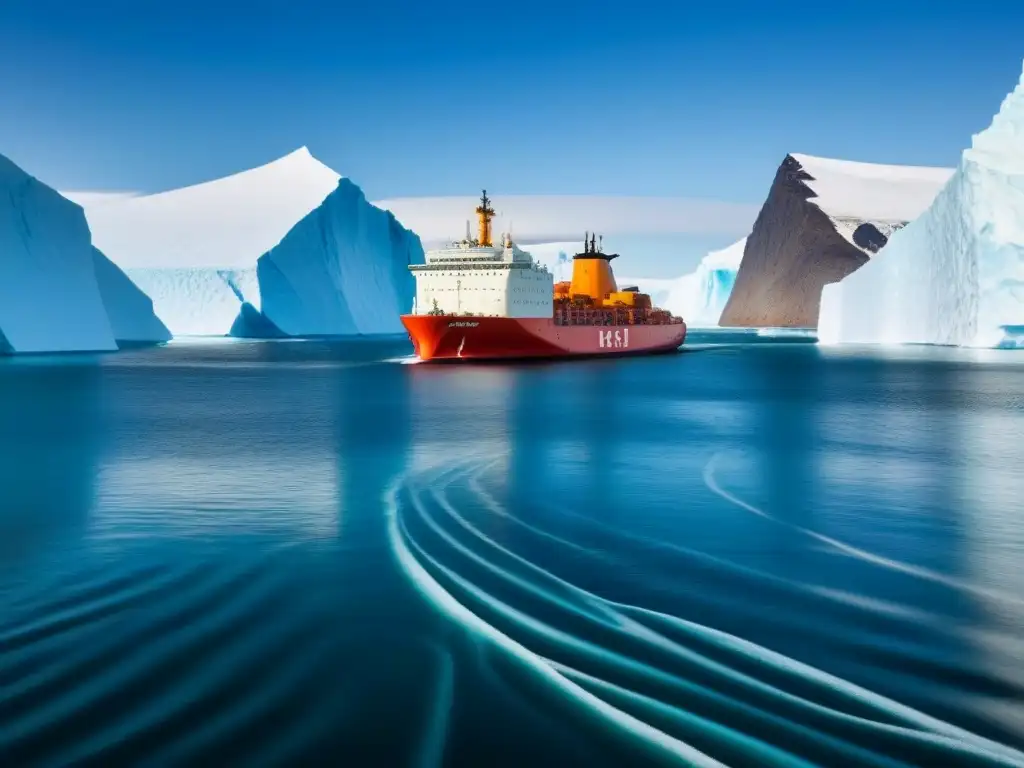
[819, 61, 1024, 347]
[0, 153, 168, 353]
[720, 153, 952, 328]
[83, 148, 423, 337]
[662, 238, 744, 326]
[91, 248, 171, 344]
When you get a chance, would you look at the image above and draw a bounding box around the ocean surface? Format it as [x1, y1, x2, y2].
[1, 331, 1023, 767]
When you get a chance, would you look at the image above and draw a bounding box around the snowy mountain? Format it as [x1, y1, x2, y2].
[819, 60, 1024, 348]
[720, 153, 953, 328]
[83, 148, 422, 337]
[0, 153, 168, 353]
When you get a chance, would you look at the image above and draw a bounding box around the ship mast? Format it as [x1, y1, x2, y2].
[475, 189, 496, 247]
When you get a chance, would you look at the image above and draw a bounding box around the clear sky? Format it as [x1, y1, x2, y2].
[1, 0, 1022, 204]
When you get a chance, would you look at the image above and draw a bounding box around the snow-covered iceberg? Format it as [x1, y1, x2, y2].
[819, 61, 1024, 347]
[82, 148, 423, 337]
[721, 153, 952, 328]
[0, 153, 168, 353]
[661, 237, 745, 326]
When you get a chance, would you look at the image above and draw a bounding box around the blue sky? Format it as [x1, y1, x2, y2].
[1, 0, 1022, 206]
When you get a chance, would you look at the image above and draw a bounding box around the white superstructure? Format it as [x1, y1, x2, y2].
[409, 193, 553, 318]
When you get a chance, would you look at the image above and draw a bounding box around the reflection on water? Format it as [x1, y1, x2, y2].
[0, 335, 1022, 766]
[0, 362, 100, 586]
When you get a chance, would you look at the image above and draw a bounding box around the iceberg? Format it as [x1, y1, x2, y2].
[661, 238, 745, 326]
[0, 153, 166, 353]
[82, 148, 423, 337]
[91, 249, 172, 344]
[257, 179, 422, 335]
[819, 61, 1024, 347]
[721, 153, 952, 328]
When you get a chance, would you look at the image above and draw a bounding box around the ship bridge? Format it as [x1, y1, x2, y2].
[408, 191, 553, 318]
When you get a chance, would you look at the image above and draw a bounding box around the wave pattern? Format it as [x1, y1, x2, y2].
[0, 543, 453, 767]
[387, 455, 1024, 768]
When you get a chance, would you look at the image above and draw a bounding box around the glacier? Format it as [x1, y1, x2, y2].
[819, 61, 1024, 347]
[662, 238, 744, 326]
[0, 152, 167, 353]
[82, 148, 423, 338]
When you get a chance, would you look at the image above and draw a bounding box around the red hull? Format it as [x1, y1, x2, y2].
[401, 315, 687, 362]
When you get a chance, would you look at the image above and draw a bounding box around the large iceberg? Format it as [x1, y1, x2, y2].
[721, 153, 952, 328]
[819, 61, 1024, 347]
[82, 148, 423, 337]
[661, 237, 745, 326]
[0, 153, 168, 353]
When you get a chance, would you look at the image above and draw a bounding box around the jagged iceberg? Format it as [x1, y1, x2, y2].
[819, 61, 1024, 347]
[662, 238, 744, 326]
[0, 153, 168, 353]
[82, 148, 423, 337]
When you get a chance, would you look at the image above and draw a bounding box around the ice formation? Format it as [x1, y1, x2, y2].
[91, 248, 171, 344]
[257, 179, 423, 336]
[721, 154, 952, 328]
[819, 61, 1024, 347]
[661, 238, 745, 326]
[0, 153, 166, 353]
[83, 148, 422, 337]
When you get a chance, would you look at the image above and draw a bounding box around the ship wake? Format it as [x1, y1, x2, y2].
[385, 456, 1024, 768]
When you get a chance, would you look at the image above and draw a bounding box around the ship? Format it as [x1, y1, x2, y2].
[400, 190, 687, 362]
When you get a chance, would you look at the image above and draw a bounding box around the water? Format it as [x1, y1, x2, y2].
[1, 332, 1023, 767]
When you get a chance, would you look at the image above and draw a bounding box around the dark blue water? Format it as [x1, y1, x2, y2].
[1, 332, 1023, 767]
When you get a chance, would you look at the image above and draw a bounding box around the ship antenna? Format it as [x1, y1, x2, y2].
[599, 234, 603, 253]
[584, 231, 589, 254]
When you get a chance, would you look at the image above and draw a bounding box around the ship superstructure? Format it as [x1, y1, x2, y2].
[409, 191, 553, 318]
[401, 191, 686, 361]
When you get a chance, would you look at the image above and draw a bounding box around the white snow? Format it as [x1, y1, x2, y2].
[660, 237, 745, 326]
[86, 147, 340, 270]
[819, 60, 1024, 348]
[790, 153, 953, 222]
[375, 195, 758, 248]
[80, 148, 421, 337]
[61, 191, 139, 209]
[0, 153, 118, 352]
